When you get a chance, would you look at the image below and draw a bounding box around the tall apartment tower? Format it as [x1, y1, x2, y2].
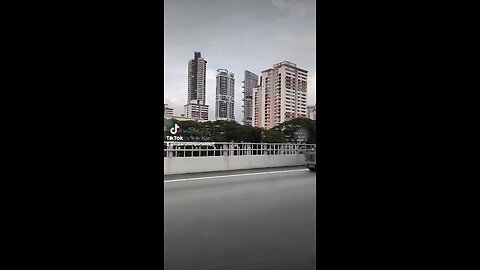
[215, 69, 235, 121]
[242, 70, 258, 126]
[252, 85, 262, 127]
[252, 61, 308, 129]
[184, 52, 209, 120]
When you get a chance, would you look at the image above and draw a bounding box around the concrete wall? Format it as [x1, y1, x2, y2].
[164, 155, 306, 175]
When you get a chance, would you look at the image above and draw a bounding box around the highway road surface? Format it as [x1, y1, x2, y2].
[164, 166, 316, 270]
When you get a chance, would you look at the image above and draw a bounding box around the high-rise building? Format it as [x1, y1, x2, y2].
[307, 104, 316, 120]
[242, 70, 258, 126]
[215, 69, 235, 121]
[187, 52, 207, 104]
[252, 61, 308, 129]
[184, 100, 209, 119]
[185, 52, 209, 120]
[164, 104, 174, 116]
[252, 85, 262, 127]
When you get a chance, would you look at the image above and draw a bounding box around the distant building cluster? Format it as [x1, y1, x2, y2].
[164, 115, 209, 123]
[164, 104, 173, 116]
[164, 52, 315, 128]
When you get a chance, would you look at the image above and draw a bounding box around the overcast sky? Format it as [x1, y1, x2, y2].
[164, 0, 316, 123]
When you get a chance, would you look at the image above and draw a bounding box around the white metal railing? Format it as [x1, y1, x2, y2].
[164, 142, 316, 158]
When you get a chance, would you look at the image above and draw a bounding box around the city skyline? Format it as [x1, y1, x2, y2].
[164, 0, 316, 123]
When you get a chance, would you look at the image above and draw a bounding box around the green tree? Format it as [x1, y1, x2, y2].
[237, 125, 262, 143]
[163, 118, 175, 138]
[164, 118, 316, 144]
[177, 120, 210, 141]
[262, 129, 286, 143]
[273, 118, 316, 144]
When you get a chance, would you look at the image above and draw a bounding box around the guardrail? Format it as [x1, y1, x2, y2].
[164, 142, 316, 158]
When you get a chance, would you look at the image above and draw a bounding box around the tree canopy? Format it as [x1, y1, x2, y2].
[272, 118, 316, 144]
[164, 118, 316, 144]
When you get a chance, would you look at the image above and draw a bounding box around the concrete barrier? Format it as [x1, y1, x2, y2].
[164, 155, 306, 175]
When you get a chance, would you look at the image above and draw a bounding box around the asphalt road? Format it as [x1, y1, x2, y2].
[164, 166, 316, 270]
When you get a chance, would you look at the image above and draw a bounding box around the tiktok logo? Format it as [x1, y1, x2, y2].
[170, 124, 180, 135]
[166, 124, 183, 141]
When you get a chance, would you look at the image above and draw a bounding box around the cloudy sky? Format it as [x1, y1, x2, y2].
[164, 0, 316, 123]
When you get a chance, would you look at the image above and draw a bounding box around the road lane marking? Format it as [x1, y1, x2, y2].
[164, 168, 309, 183]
